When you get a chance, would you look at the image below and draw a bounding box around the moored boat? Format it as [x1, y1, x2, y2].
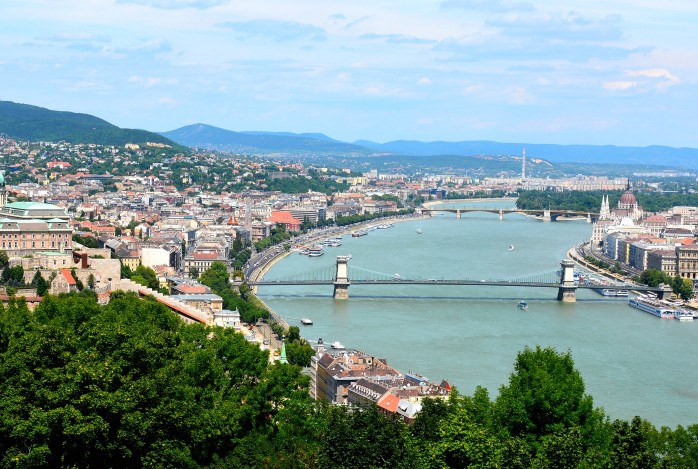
[628, 295, 675, 319]
[674, 310, 694, 321]
[352, 230, 368, 237]
[301, 318, 314, 325]
[308, 245, 324, 257]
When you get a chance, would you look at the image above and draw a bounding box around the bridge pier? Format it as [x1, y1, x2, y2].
[657, 284, 673, 300]
[557, 259, 577, 302]
[333, 255, 351, 299]
[456, 209, 461, 219]
[543, 208, 552, 223]
[587, 213, 591, 223]
[499, 209, 503, 220]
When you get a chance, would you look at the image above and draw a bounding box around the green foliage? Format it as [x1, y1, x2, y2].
[0, 100, 182, 148]
[73, 234, 100, 248]
[518, 188, 698, 214]
[516, 190, 610, 212]
[31, 270, 50, 296]
[1, 265, 24, 287]
[335, 208, 413, 226]
[198, 261, 229, 292]
[0, 250, 8, 269]
[0, 292, 311, 467]
[493, 346, 598, 440]
[320, 405, 417, 468]
[254, 225, 292, 251]
[266, 174, 348, 195]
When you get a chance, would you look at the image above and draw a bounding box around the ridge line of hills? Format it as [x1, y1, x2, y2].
[2, 100, 698, 169]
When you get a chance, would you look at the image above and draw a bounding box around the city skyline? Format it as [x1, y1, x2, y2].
[1, 0, 696, 148]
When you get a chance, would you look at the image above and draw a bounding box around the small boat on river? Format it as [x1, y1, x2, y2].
[508, 245, 515, 251]
[301, 318, 313, 325]
[517, 300, 528, 310]
[330, 341, 345, 349]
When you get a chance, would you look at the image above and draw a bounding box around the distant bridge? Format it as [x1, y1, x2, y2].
[418, 207, 599, 222]
[249, 257, 668, 302]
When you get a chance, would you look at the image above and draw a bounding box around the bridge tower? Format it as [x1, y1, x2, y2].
[657, 284, 673, 300]
[543, 208, 551, 222]
[499, 209, 504, 220]
[456, 209, 461, 219]
[557, 259, 577, 302]
[334, 255, 351, 299]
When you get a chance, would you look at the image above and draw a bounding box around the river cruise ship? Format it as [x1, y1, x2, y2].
[627, 294, 675, 319]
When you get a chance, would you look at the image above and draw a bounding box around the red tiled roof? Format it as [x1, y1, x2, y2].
[269, 211, 301, 226]
[377, 394, 400, 413]
[61, 269, 76, 286]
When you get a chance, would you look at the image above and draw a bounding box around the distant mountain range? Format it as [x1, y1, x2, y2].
[353, 139, 698, 168]
[0, 101, 178, 148]
[2, 100, 697, 170]
[159, 124, 369, 154]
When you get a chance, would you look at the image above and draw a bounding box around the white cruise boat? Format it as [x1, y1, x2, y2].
[674, 310, 694, 321]
[330, 341, 345, 349]
[308, 245, 324, 257]
[628, 295, 675, 319]
[301, 318, 314, 325]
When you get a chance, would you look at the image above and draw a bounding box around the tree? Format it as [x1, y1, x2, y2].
[608, 417, 659, 468]
[0, 250, 8, 269]
[199, 261, 229, 293]
[493, 346, 599, 441]
[677, 278, 694, 300]
[30, 270, 49, 296]
[189, 266, 199, 279]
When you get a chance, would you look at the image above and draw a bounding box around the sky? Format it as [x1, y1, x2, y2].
[1, 0, 697, 147]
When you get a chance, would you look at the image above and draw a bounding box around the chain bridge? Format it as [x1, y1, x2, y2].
[248, 256, 669, 302]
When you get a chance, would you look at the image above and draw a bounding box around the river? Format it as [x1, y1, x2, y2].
[258, 200, 698, 427]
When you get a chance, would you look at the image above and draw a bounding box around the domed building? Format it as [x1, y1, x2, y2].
[612, 189, 643, 221]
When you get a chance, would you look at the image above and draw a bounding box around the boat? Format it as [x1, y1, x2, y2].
[674, 310, 694, 321]
[308, 245, 324, 257]
[352, 230, 368, 237]
[601, 289, 628, 297]
[299, 248, 310, 255]
[517, 300, 528, 310]
[345, 254, 352, 260]
[301, 318, 314, 325]
[508, 245, 515, 251]
[329, 239, 342, 247]
[330, 341, 345, 349]
[627, 295, 675, 319]
[417, 228, 422, 234]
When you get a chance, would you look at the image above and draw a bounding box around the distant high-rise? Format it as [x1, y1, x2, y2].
[521, 146, 526, 181]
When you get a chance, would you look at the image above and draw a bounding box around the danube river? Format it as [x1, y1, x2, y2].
[258, 200, 698, 427]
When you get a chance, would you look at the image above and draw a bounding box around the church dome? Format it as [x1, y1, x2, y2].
[620, 190, 637, 206]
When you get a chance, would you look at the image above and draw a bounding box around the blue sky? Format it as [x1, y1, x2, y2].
[1, 0, 696, 147]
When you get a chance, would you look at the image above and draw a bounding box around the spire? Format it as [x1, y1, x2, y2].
[279, 341, 288, 364]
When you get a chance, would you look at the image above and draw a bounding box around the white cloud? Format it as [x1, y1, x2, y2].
[603, 81, 638, 91]
[418, 77, 432, 85]
[627, 68, 680, 89]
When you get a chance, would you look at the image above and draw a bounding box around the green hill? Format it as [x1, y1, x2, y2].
[0, 100, 179, 147]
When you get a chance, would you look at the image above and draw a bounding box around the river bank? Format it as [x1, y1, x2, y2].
[246, 212, 428, 285]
